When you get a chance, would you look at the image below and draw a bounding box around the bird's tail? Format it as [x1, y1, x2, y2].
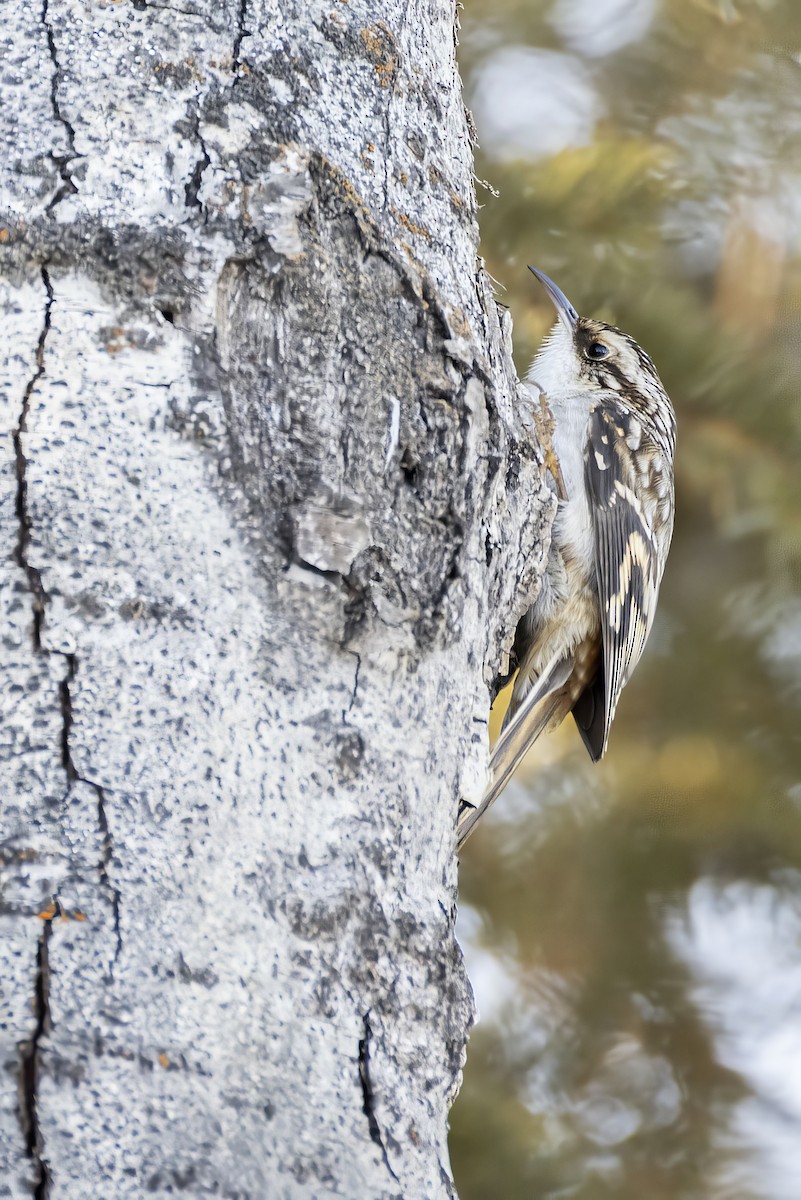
[457, 652, 574, 848]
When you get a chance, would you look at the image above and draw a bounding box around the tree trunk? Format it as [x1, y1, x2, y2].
[0, 1, 551, 1196]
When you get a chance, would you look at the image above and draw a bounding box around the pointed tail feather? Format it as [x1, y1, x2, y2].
[457, 652, 574, 848]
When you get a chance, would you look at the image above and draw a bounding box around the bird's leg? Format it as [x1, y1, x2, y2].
[532, 389, 568, 501]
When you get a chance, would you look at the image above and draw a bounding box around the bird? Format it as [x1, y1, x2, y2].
[458, 267, 676, 847]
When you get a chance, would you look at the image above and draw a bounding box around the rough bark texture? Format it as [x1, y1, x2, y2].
[0, 1, 551, 1197]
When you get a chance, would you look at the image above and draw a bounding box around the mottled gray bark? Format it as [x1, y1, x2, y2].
[0, 1, 550, 1197]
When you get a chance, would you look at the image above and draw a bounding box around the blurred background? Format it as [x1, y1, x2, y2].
[450, 2, 801, 1197]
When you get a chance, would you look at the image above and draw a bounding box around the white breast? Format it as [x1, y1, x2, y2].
[550, 389, 595, 578]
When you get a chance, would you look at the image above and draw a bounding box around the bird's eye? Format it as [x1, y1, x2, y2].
[586, 342, 609, 360]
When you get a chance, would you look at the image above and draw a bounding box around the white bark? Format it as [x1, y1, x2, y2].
[0, 1, 551, 1197]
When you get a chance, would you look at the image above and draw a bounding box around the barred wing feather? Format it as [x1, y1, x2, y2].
[584, 403, 674, 757]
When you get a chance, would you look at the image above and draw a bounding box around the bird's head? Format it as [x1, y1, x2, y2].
[526, 267, 670, 424]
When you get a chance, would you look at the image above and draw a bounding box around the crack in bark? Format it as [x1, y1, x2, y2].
[358, 1012, 399, 1185]
[95, 778, 123, 969]
[60, 656, 123, 972]
[58, 654, 78, 786]
[342, 652, 361, 723]
[133, 1, 206, 15]
[18, 902, 57, 1200]
[13, 266, 53, 651]
[184, 102, 210, 212]
[42, 0, 78, 210]
[14, 273, 123, 973]
[232, 0, 248, 74]
[379, 0, 410, 214]
[13, 274, 57, 1194]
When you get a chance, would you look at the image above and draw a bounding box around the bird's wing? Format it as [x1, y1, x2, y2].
[584, 402, 674, 757]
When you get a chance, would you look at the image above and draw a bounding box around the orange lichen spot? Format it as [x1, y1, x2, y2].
[102, 325, 140, 355]
[153, 59, 204, 85]
[329, 167, 368, 215]
[39, 903, 87, 922]
[399, 242, 426, 276]
[0, 228, 8, 243]
[318, 156, 384, 245]
[376, 64, 396, 86]
[360, 23, 398, 86]
[392, 208, 432, 242]
[159, 1053, 170, 1069]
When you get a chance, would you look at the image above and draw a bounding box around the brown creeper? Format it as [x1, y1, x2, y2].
[458, 268, 676, 846]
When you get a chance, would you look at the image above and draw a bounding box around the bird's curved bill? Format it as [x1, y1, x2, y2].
[528, 266, 579, 330]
